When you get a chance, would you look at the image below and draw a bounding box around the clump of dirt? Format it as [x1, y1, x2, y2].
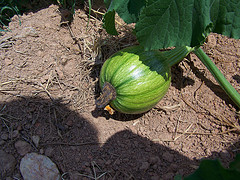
[0, 3, 239, 180]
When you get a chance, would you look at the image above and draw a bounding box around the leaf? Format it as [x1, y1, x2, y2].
[184, 159, 240, 180]
[135, 0, 240, 50]
[174, 174, 182, 180]
[214, 0, 240, 38]
[104, 0, 146, 24]
[102, 10, 118, 35]
[230, 154, 240, 172]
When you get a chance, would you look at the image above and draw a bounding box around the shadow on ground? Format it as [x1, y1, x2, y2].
[0, 96, 238, 179]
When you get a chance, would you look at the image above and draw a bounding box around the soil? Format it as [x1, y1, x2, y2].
[0, 2, 240, 180]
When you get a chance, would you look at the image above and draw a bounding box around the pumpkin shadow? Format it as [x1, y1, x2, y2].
[91, 107, 145, 121]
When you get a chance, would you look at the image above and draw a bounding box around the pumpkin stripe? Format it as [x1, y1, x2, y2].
[113, 61, 150, 89]
[116, 80, 170, 104]
[108, 53, 136, 83]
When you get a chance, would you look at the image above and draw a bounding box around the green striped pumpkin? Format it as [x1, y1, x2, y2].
[98, 45, 171, 114]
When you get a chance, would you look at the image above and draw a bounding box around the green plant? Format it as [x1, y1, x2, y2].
[101, 0, 240, 111]
[174, 154, 240, 180]
[57, 0, 76, 16]
[0, 0, 21, 31]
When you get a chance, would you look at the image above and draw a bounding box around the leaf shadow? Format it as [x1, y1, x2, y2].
[186, 59, 237, 108]
[0, 96, 238, 179]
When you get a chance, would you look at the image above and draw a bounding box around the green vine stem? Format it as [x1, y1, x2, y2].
[193, 47, 240, 109]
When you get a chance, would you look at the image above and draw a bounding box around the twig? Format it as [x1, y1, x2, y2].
[174, 123, 194, 141]
[173, 115, 181, 140]
[0, 116, 11, 134]
[12, 45, 31, 56]
[177, 127, 238, 135]
[67, 23, 82, 52]
[155, 103, 181, 111]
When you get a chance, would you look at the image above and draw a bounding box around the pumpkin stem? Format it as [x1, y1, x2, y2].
[96, 82, 117, 108]
[163, 46, 194, 67]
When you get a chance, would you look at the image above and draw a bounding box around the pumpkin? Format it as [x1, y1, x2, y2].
[96, 45, 171, 114]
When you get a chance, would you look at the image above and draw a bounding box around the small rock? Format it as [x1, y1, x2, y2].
[162, 152, 174, 162]
[20, 153, 60, 180]
[0, 150, 17, 177]
[151, 175, 160, 180]
[148, 156, 159, 165]
[139, 161, 150, 171]
[4, 58, 12, 66]
[12, 130, 19, 138]
[39, 148, 44, 154]
[159, 132, 172, 141]
[181, 146, 188, 152]
[220, 150, 230, 159]
[15, 140, 32, 156]
[66, 120, 73, 127]
[162, 172, 175, 180]
[44, 147, 54, 157]
[13, 173, 22, 179]
[105, 160, 111, 165]
[0, 140, 6, 145]
[15, 27, 39, 38]
[5, 177, 13, 180]
[155, 125, 164, 132]
[207, 34, 217, 47]
[1, 133, 9, 140]
[84, 162, 90, 167]
[32, 135, 40, 147]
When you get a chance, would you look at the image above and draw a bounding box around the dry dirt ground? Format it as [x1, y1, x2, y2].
[0, 3, 240, 180]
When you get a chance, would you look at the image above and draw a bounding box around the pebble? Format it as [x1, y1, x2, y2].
[15, 27, 39, 38]
[162, 172, 175, 180]
[158, 132, 172, 141]
[1, 133, 9, 140]
[151, 175, 160, 180]
[105, 160, 111, 165]
[66, 120, 73, 127]
[181, 146, 188, 152]
[162, 152, 174, 162]
[20, 153, 60, 180]
[0, 150, 17, 177]
[12, 130, 19, 138]
[5, 177, 13, 180]
[39, 148, 44, 154]
[32, 135, 40, 147]
[207, 34, 217, 47]
[139, 161, 150, 171]
[44, 147, 54, 157]
[148, 156, 159, 165]
[4, 58, 12, 66]
[15, 140, 32, 156]
[0, 140, 5, 145]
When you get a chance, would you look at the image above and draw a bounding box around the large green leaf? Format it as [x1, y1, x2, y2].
[184, 158, 240, 180]
[230, 154, 240, 172]
[135, 0, 240, 50]
[104, 0, 146, 24]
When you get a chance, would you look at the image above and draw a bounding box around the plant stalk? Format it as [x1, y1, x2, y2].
[194, 47, 240, 109]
